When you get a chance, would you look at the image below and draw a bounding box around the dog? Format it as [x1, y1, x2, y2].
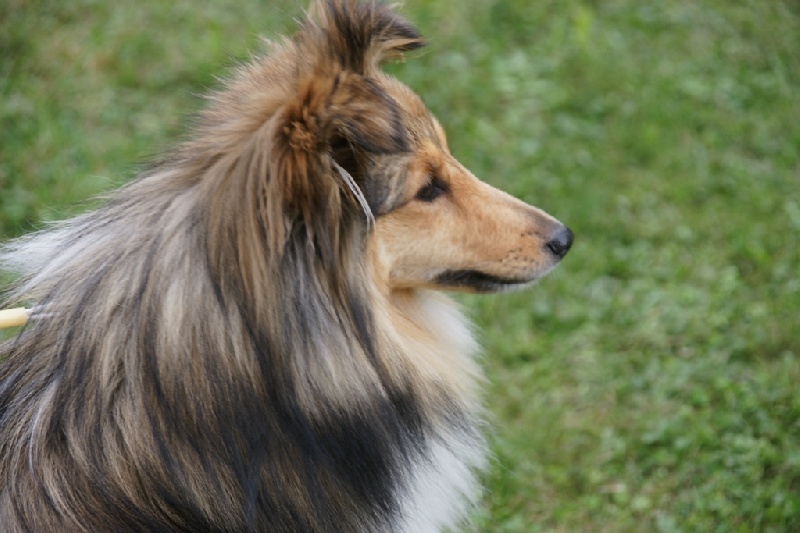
[0, 1, 573, 531]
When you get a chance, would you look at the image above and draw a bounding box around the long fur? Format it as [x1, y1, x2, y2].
[1, 1, 573, 531]
[0, 2, 484, 532]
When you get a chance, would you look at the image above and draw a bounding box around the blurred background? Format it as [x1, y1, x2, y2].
[2, 0, 799, 530]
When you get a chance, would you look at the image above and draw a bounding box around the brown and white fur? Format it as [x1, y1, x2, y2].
[0, 1, 573, 531]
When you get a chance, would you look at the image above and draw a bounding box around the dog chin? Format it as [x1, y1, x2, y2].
[433, 269, 544, 293]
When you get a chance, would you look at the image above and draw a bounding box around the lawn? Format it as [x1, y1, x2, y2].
[2, 0, 799, 531]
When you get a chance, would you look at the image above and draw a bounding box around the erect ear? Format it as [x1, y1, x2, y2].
[268, 68, 406, 232]
[292, 0, 425, 168]
[264, 1, 425, 239]
[310, 0, 426, 74]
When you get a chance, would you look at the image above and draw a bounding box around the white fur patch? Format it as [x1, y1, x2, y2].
[392, 292, 487, 532]
[397, 430, 486, 533]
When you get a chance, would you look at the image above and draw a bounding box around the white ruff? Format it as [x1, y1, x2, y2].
[391, 293, 487, 532]
[397, 432, 486, 532]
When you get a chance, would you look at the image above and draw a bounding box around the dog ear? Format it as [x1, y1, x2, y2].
[271, 68, 405, 219]
[288, 0, 423, 156]
[311, 0, 426, 74]
[268, 2, 425, 225]
[260, 1, 424, 256]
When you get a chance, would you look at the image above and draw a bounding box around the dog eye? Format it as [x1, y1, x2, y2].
[415, 177, 448, 202]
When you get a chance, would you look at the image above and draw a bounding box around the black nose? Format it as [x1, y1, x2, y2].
[545, 226, 574, 259]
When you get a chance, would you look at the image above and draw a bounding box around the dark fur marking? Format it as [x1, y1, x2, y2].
[362, 157, 413, 217]
[325, 0, 426, 73]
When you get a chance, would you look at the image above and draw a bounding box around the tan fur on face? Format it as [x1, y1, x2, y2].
[368, 79, 565, 292]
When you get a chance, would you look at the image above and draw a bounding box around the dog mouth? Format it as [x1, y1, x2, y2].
[433, 270, 536, 293]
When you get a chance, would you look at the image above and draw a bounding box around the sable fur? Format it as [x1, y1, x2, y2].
[0, 1, 572, 532]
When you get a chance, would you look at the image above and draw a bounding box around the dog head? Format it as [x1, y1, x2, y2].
[364, 78, 573, 293]
[228, 0, 572, 294]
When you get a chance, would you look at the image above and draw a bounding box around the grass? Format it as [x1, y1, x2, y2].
[2, 0, 800, 530]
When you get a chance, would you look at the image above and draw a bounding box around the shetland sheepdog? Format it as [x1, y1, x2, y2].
[0, 1, 573, 531]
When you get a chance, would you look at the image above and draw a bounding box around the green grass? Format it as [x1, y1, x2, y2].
[2, 0, 800, 530]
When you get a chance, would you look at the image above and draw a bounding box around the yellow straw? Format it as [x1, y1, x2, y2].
[0, 308, 29, 329]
